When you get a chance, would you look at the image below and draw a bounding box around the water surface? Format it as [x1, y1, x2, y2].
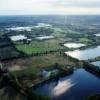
[33, 69, 100, 100]
[95, 34, 100, 36]
[65, 46, 100, 60]
[10, 35, 27, 41]
[91, 61, 100, 67]
[64, 43, 85, 48]
[7, 26, 32, 31]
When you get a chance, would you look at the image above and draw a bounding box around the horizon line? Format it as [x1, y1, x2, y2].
[0, 14, 100, 16]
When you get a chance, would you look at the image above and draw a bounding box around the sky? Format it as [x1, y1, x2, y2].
[0, 0, 100, 15]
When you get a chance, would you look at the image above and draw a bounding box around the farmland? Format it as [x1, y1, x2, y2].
[1, 15, 100, 100]
[16, 39, 65, 55]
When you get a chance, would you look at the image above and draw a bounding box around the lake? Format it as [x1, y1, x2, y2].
[35, 36, 54, 40]
[10, 35, 27, 41]
[7, 26, 33, 31]
[91, 61, 100, 67]
[65, 46, 100, 60]
[64, 43, 85, 48]
[95, 34, 100, 36]
[33, 69, 100, 100]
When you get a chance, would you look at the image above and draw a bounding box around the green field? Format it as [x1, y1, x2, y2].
[79, 38, 93, 44]
[16, 39, 64, 55]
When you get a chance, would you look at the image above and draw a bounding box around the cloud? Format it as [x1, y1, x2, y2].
[52, 0, 100, 8]
[0, 0, 100, 15]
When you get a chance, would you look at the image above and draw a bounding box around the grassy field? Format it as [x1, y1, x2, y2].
[4, 53, 77, 77]
[16, 39, 64, 55]
[79, 38, 93, 44]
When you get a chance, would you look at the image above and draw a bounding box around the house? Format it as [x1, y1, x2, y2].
[42, 68, 59, 78]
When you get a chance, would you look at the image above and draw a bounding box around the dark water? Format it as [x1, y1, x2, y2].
[33, 69, 100, 100]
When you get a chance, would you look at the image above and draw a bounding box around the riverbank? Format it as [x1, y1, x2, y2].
[83, 61, 100, 77]
[31, 65, 74, 88]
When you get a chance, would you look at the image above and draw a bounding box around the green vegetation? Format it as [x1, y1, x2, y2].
[4, 52, 78, 87]
[16, 39, 64, 55]
[8, 53, 76, 75]
[83, 61, 100, 77]
[1, 19, 100, 100]
[0, 46, 21, 60]
[0, 36, 11, 46]
[0, 74, 26, 100]
[79, 38, 92, 44]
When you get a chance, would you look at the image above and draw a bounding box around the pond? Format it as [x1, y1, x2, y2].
[64, 43, 85, 48]
[65, 46, 100, 60]
[35, 36, 54, 40]
[10, 35, 27, 41]
[33, 69, 100, 100]
[95, 34, 100, 36]
[7, 26, 33, 31]
[91, 61, 100, 67]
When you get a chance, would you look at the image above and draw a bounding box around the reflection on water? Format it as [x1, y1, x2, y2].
[65, 46, 100, 60]
[33, 69, 100, 100]
[51, 79, 76, 97]
[64, 43, 85, 48]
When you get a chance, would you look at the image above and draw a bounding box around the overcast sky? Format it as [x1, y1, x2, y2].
[0, 0, 100, 15]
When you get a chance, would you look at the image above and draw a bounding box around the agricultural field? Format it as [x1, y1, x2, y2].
[15, 39, 65, 55]
[79, 37, 93, 44]
[1, 15, 100, 100]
